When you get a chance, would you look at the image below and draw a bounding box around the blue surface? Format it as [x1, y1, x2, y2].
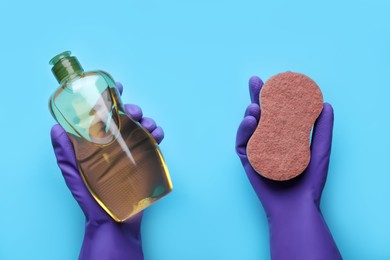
[0, 0, 389, 259]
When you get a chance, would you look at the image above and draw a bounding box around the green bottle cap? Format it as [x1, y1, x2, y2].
[50, 51, 84, 83]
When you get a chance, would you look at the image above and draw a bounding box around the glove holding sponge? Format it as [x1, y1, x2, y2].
[236, 72, 342, 260]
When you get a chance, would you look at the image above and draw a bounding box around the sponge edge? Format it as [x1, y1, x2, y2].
[247, 72, 323, 181]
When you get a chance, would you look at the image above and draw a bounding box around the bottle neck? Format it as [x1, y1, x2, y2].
[52, 56, 84, 83]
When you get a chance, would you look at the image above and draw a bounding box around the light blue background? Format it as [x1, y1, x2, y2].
[0, 0, 389, 259]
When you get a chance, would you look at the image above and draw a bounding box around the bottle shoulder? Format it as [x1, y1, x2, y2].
[51, 70, 116, 98]
[88, 70, 116, 85]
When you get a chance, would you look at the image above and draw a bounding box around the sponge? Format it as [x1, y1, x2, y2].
[247, 72, 323, 181]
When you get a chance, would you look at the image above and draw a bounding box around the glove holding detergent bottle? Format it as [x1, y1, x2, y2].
[49, 51, 172, 260]
[236, 75, 342, 260]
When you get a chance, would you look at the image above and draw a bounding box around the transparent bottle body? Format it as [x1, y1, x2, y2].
[50, 71, 172, 222]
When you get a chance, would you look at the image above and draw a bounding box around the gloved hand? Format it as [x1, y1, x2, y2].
[236, 76, 342, 260]
[51, 82, 164, 260]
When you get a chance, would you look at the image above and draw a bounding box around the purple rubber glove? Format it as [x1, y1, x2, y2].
[51, 82, 164, 260]
[236, 76, 342, 260]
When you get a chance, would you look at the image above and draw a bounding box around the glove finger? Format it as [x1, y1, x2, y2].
[140, 117, 157, 132]
[236, 116, 258, 157]
[115, 82, 144, 122]
[151, 127, 164, 144]
[244, 103, 261, 122]
[50, 124, 97, 214]
[307, 103, 334, 185]
[116, 82, 123, 95]
[124, 104, 143, 122]
[249, 76, 264, 105]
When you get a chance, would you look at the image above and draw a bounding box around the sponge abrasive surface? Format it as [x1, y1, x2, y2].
[247, 72, 323, 181]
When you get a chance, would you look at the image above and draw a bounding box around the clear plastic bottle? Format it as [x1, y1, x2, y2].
[49, 51, 172, 222]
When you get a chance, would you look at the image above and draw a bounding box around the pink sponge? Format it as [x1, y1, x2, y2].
[247, 72, 323, 181]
